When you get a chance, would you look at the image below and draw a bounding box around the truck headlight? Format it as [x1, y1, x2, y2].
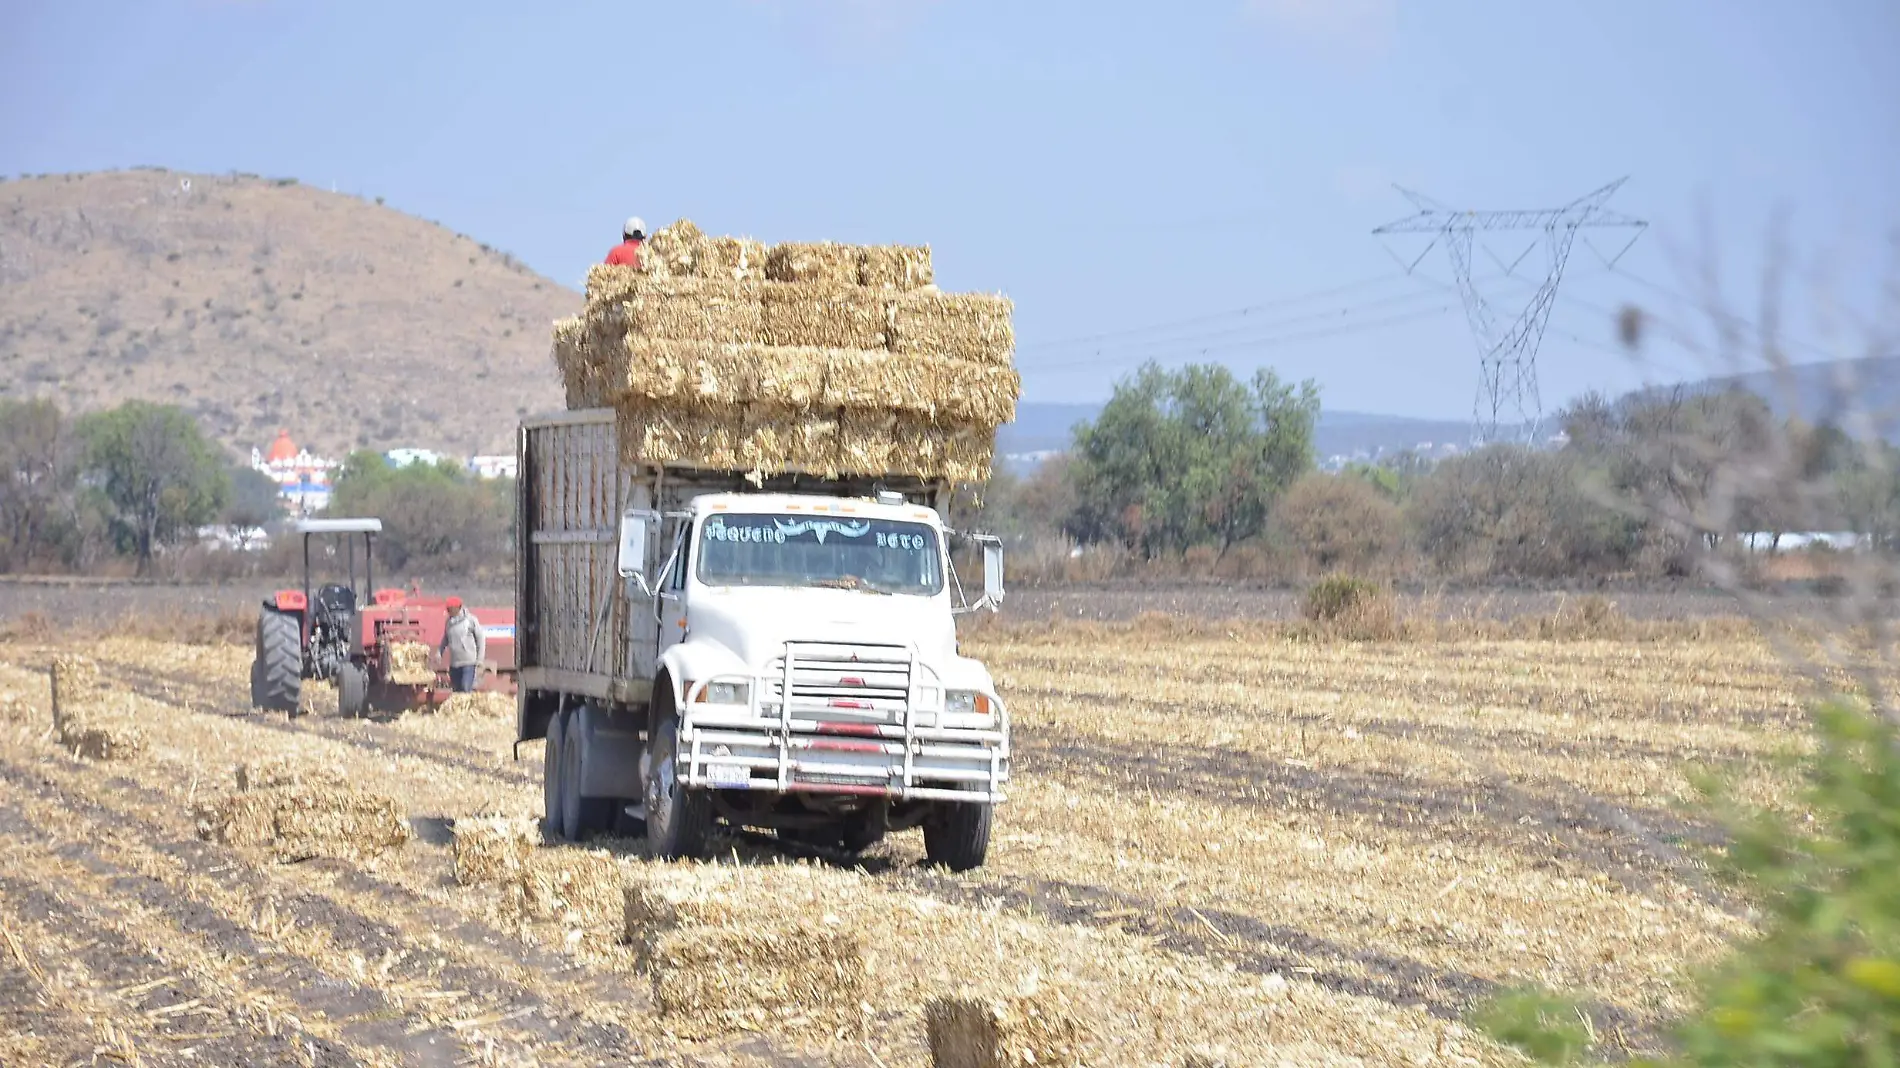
[700, 681, 750, 706]
[945, 690, 992, 715]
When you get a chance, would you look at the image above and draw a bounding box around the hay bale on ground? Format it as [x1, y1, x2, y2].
[647, 926, 866, 1037]
[234, 756, 348, 792]
[765, 242, 860, 286]
[501, 850, 623, 927]
[435, 692, 512, 717]
[451, 816, 541, 886]
[194, 785, 411, 863]
[891, 291, 1015, 366]
[926, 991, 1085, 1068]
[50, 655, 145, 761]
[760, 282, 891, 350]
[859, 244, 934, 290]
[385, 641, 434, 685]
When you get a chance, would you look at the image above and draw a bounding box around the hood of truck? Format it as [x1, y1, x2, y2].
[686, 586, 962, 673]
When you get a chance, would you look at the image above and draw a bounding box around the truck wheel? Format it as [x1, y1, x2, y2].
[645, 707, 714, 860]
[923, 794, 992, 872]
[542, 708, 568, 841]
[559, 706, 615, 840]
[254, 607, 302, 714]
[336, 663, 369, 719]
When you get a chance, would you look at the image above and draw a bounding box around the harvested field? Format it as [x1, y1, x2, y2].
[0, 595, 1810, 1065]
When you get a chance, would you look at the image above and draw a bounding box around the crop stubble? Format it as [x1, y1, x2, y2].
[0, 613, 1807, 1065]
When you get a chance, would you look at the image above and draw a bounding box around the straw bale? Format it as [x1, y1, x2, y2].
[451, 816, 541, 886]
[50, 654, 145, 760]
[891, 291, 1016, 366]
[501, 850, 623, 927]
[821, 350, 1019, 425]
[765, 242, 861, 286]
[925, 991, 1085, 1068]
[436, 692, 513, 717]
[859, 244, 934, 290]
[647, 926, 866, 1036]
[836, 411, 995, 483]
[234, 756, 348, 793]
[639, 219, 703, 278]
[194, 785, 411, 863]
[595, 277, 764, 345]
[608, 340, 827, 409]
[616, 401, 844, 478]
[552, 314, 611, 410]
[760, 282, 892, 350]
[385, 640, 434, 685]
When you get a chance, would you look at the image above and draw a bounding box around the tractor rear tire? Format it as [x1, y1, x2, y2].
[254, 608, 302, 714]
[923, 791, 992, 872]
[337, 663, 369, 719]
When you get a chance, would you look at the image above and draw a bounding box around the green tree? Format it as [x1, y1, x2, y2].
[76, 401, 229, 574]
[326, 452, 513, 575]
[0, 397, 75, 571]
[223, 465, 285, 549]
[1067, 362, 1319, 557]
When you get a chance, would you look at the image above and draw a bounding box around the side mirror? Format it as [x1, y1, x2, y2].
[618, 510, 655, 589]
[981, 540, 1005, 610]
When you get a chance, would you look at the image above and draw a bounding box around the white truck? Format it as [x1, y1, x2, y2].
[514, 410, 1010, 870]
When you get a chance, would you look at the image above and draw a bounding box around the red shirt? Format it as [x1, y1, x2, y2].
[604, 238, 644, 267]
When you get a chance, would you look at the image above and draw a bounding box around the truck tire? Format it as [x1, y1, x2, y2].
[542, 708, 568, 841]
[254, 607, 302, 714]
[923, 795, 992, 872]
[645, 706, 714, 860]
[559, 706, 616, 840]
[336, 662, 369, 719]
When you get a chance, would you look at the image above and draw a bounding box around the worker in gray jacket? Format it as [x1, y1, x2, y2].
[440, 596, 487, 693]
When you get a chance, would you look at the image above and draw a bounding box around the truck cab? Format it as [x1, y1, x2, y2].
[514, 412, 1007, 870]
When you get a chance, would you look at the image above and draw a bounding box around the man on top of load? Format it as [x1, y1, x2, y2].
[604, 217, 646, 267]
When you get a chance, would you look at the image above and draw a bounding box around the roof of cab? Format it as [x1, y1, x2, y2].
[692, 492, 940, 525]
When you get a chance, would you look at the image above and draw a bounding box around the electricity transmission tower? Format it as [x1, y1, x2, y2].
[1373, 179, 1647, 443]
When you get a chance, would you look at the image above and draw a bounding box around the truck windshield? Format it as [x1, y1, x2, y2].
[696, 513, 944, 596]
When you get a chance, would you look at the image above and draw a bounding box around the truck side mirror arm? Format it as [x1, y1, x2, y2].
[951, 531, 1005, 614]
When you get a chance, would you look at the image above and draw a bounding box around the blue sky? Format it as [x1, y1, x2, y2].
[3, 0, 1896, 419]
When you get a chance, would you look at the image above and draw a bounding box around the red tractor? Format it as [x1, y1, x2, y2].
[251, 518, 517, 717]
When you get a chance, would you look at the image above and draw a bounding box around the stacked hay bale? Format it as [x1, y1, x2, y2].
[451, 816, 542, 886]
[622, 863, 868, 1037]
[550, 219, 1017, 482]
[926, 990, 1085, 1068]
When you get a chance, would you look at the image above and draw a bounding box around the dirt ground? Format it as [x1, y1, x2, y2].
[0, 589, 1810, 1066]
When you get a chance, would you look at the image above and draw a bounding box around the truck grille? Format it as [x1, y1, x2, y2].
[766, 642, 911, 722]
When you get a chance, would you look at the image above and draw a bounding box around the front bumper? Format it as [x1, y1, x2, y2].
[676, 642, 1010, 803]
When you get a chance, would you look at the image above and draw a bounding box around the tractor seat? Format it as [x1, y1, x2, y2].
[316, 584, 357, 616]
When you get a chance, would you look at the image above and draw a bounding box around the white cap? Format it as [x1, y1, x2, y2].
[624, 216, 646, 238]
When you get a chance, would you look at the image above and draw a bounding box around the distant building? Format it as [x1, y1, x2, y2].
[385, 447, 443, 469]
[468, 454, 518, 480]
[251, 430, 338, 515]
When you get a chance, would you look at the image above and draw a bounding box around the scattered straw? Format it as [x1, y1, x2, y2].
[436, 692, 513, 718]
[234, 756, 347, 793]
[50, 655, 145, 761]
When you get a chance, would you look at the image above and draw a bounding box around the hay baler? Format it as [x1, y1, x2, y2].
[250, 518, 517, 717]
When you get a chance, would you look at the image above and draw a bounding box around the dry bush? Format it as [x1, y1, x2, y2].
[1299, 576, 1398, 641]
[1272, 473, 1405, 578]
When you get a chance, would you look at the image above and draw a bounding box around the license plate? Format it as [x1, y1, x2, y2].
[705, 763, 752, 787]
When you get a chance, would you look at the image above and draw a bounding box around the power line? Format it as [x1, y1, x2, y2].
[1024, 304, 1455, 374]
[1019, 273, 1411, 352]
[1014, 284, 1458, 366]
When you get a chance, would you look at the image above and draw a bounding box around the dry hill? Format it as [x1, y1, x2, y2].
[0, 168, 573, 459]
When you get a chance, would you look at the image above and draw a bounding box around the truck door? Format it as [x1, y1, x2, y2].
[658, 517, 691, 657]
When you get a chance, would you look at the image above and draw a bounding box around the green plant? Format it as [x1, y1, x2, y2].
[1471, 988, 1594, 1065]
[1472, 698, 1900, 1066]
[1303, 575, 1382, 623]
